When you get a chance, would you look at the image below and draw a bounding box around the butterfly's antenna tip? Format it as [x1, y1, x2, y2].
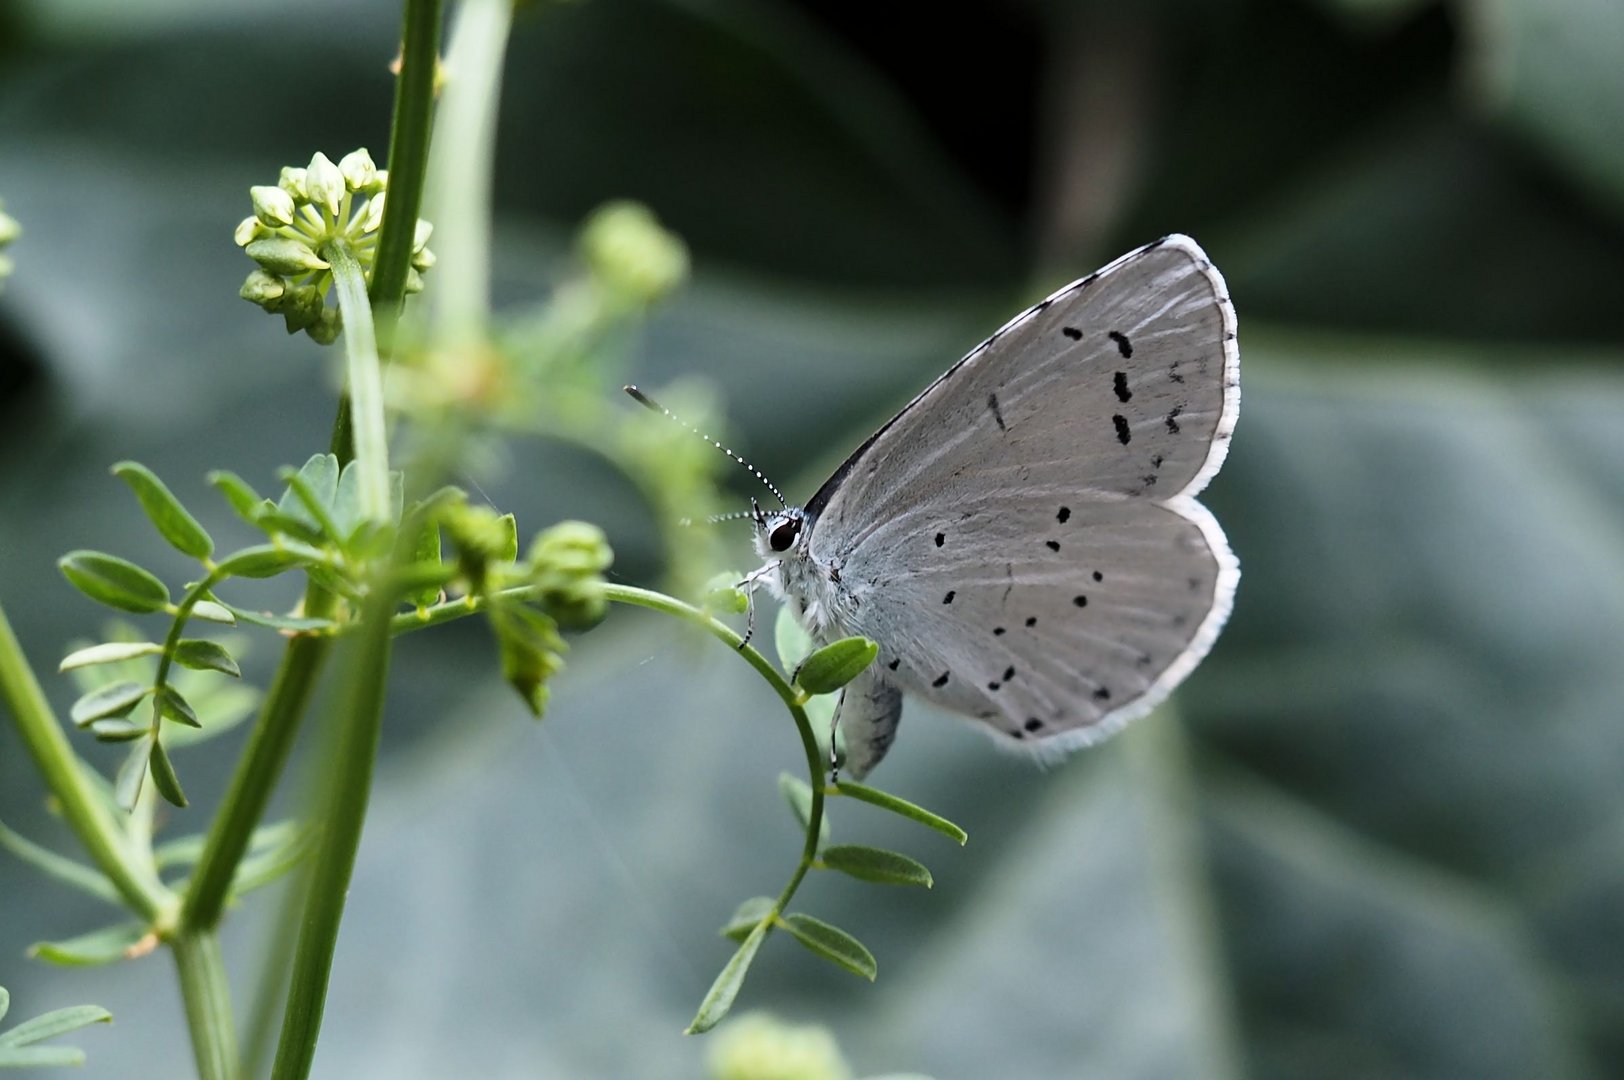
[621, 384, 789, 509]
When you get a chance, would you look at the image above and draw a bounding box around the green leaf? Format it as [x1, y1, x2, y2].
[58, 640, 162, 671]
[229, 822, 316, 897]
[277, 452, 339, 525]
[147, 738, 187, 807]
[112, 737, 150, 811]
[89, 719, 151, 743]
[496, 513, 519, 564]
[794, 636, 878, 695]
[780, 913, 876, 980]
[252, 510, 326, 547]
[777, 771, 830, 851]
[774, 602, 814, 674]
[831, 780, 968, 845]
[206, 469, 266, 523]
[818, 844, 933, 888]
[686, 920, 770, 1034]
[0, 1004, 112, 1048]
[280, 464, 344, 544]
[111, 461, 213, 559]
[0, 820, 120, 904]
[215, 544, 311, 579]
[156, 819, 298, 871]
[28, 922, 148, 967]
[189, 599, 236, 625]
[492, 604, 564, 718]
[211, 601, 335, 634]
[0, 1044, 86, 1067]
[718, 896, 775, 942]
[156, 685, 201, 728]
[57, 551, 170, 613]
[69, 681, 149, 726]
[172, 638, 240, 678]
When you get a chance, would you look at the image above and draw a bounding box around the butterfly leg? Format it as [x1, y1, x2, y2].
[732, 565, 775, 649]
[832, 667, 904, 780]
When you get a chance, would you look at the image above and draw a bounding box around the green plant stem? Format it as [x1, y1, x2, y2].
[324, 243, 390, 523]
[180, 634, 329, 931]
[270, 591, 396, 1080]
[330, 0, 441, 463]
[424, 0, 510, 342]
[0, 596, 169, 922]
[173, 930, 239, 1080]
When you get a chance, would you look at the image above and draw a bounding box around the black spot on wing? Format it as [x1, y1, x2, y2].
[993, 626, 1006, 636]
[1094, 686, 1112, 701]
[1024, 616, 1037, 627]
[934, 532, 945, 547]
[987, 393, 1006, 432]
[943, 590, 955, 604]
[1073, 595, 1089, 608]
[1002, 666, 1015, 681]
[1166, 405, 1183, 434]
[1061, 326, 1082, 341]
[1092, 570, 1103, 583]
[933, 672, 950, 688]
[1113, 371, 1132, 402]
[1108, 331, 1133, 359]
[1024, 717, 1043, 733]
[1045, 540, 1060, 552]
[1112, 415, 1131, 445]
[887, 658, 900, 671]
[1056, 506, 1071, 523]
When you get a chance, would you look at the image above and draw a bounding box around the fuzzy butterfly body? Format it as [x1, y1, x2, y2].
[755, 234, 1240, 778]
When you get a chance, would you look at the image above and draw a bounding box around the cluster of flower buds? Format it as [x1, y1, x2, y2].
[235, 149, 434, 343]
[0, 199, 19, 289]
[527, 520, 613, 628]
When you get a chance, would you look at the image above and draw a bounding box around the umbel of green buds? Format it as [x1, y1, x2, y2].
[527, 521, 613, 628]
[579, 200, 689, 308]
[0, 197, 19, 289]
[235, 149, 435, 344]
[706, 1013, 853, 1080]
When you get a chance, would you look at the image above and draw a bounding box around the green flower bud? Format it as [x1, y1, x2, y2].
[411, 245, 437, 272]
[411, 219, 434, 252]
[250, 185, 297, 228]
[404, 267, 425, 294]
[308, 307, 342, 345]
[278, 166, 309, 201]
[246, 237, 329, 276]
[0, 205, 19, 248]
[707, 1014, 852, 1080]
[579, 200, 689, 307]
[338, 148, 380, 194]
[234, 215, 267, 248]
[280, 285, 324, 334]
[239, 269, 286, 309]
[304, 151, 345, 216]
[528, 520, 612, 627]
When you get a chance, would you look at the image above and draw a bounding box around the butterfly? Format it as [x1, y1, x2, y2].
[746, 235, 1240, 778]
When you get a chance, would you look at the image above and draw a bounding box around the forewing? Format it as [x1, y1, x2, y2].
[804, 235, 1238, 549]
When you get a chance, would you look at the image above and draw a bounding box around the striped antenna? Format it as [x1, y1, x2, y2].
[624, 385, 787, 508]
[677, 509, 760, 527]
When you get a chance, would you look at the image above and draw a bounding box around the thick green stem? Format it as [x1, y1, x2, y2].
[173, 930, 240, 1080]
[331, 0, 442, 463]
[269, 591, 396, 1080]
[0, 595, 170, 922]
[180, 633, 329, 931]
[324, 242, 390, 522]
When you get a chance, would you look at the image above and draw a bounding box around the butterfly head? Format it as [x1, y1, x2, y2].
[752, 501, 808, 562]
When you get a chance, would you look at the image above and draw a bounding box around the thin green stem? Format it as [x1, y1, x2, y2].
[180, 633, 329, 931]
[0, 595, 170, 922]
[424, 0, 510, 342]
[324, 242, 390, 523]
[172, 930, 240, 1080]
[269, 590, 396, 1080]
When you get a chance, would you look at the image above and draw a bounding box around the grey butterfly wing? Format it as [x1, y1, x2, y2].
[806, 234, 1239, 755]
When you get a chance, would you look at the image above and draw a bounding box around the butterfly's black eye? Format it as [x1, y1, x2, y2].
[768, 518, 800, 552]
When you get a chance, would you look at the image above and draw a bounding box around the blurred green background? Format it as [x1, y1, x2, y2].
[3, 0, 1623, 1077]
